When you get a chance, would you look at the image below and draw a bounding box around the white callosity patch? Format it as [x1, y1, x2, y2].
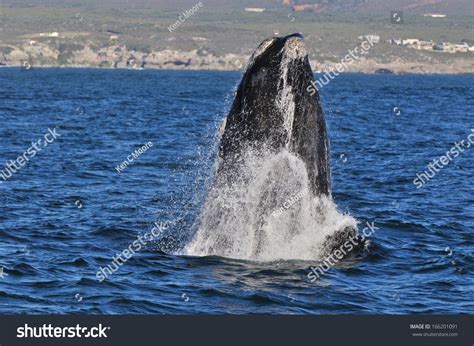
[183, 149, 357, 261]
[283, 36, 308, 60]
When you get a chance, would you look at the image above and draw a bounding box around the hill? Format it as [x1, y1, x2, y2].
[0, 2, 473, 73]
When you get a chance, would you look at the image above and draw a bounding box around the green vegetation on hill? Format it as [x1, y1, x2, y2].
[0, 3, 472, 71]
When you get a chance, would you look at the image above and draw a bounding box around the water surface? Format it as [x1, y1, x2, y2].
[0, 68, 472, 314]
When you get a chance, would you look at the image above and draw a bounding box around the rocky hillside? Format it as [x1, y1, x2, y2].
[3, 40, 472, 74]
[1, 3, 472, 73]
[1, 42, 245, 70]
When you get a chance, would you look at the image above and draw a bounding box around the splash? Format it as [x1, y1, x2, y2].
[183, 149, 357, 261]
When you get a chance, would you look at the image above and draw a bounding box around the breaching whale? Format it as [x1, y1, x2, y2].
[217, 33, 330, 196]
[184, 33, 358, 260]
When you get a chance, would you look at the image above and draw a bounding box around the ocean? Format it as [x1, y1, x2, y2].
[0, 68, 472, 314]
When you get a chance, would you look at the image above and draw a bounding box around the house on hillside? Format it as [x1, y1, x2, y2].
[38, 32, 59, 38]
[292, 4, 320, 11]
[454, 43, 469, 53]
[417, 40, 435, 50]
[423, 13, 446, 18]
[402, 38, 419, 46]
[245, 8, 266, 13]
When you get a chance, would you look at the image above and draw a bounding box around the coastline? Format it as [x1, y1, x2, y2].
[2, 60, 474, 75]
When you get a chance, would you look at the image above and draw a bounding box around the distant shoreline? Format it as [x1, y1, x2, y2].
[1, 64, 473, 75]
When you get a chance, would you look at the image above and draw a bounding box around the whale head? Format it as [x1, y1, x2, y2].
[218, 33, 331, 196]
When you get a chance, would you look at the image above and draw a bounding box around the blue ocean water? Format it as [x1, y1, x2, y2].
[0, 68, 472, 314]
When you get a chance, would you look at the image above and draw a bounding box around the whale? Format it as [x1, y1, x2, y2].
[185, 33, 359, 260]
[217, 33, 331, 196]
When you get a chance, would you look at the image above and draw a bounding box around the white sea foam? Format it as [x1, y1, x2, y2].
[183, 149, 357, 261]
